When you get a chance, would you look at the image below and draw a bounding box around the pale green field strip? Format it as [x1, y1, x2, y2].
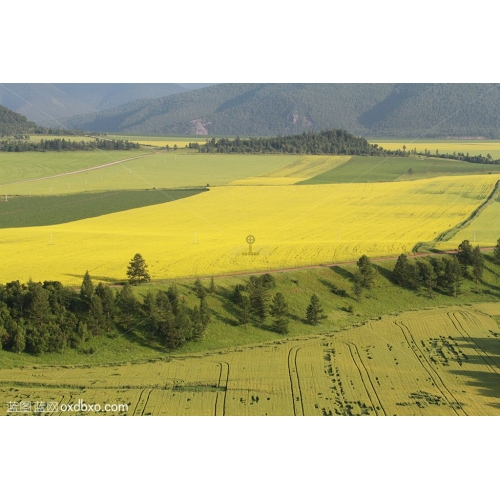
[369, 138, 500, 160]
[435, 194, 500, 250]
[0, 150, 150, 187]
[1, 305, 498, 416]
[227, 156, 352, 185]
[2, 153, 302, 195]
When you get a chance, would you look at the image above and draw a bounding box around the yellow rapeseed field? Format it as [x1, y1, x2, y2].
[0, 175, 496, 285]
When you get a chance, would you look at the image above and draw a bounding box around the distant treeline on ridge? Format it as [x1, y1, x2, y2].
[0, 137, 141, 152]
[190, 130, 385, 155]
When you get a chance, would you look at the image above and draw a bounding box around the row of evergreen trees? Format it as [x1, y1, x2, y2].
[393, 239, 500, 296]
[0, 137, 141, 152]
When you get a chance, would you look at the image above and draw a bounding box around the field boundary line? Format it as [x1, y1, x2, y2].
[395, 320, 466, 415]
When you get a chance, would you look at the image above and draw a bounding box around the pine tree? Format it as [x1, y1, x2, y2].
[12, 320, 26, 353]
[95, 283, 115, 328]
[156, 292, 176, 342]
[260, 273, 276, 289]
[199, 298, 210, 331]
[191, 306, 204, 342]
[247, 276, 269, 323]
[88, 295, 104, 336]
[393, 254, 410, 287]
[444, 256, 462, 297]
[417, 260, 437, 298]
[116, 283, 137, 328]
[457, 240, 474, 273]
[142, 291, 158, 336]
[166, 284, 179, 314]
[77, 321, 90, 344]
[471, 245, 484, 284]
[28, 282, 51, 327]
[231, 284, 245, 305]
[173, 305, 192, 346]
[357, 255, 376, 289]
[353, 271, 363, 301]
[270, 292, 289, 334]
[194, 278, 207, 300]
[80, 271, 94, 305]
[493, 238, 500, 264]
[306, 294, 324, 325]
[406, 261, 421, 290]
[126, 253, 151, 285]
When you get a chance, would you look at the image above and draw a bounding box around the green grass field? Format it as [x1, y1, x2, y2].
[0, 150, 150, 187]
[298, 155, 500, 184]
[0, 189, 204, 228]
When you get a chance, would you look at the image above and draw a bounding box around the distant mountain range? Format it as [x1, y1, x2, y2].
[0, 83, 214, 127]
[59, 83, 500, 138]
[2, 83, 500, 138]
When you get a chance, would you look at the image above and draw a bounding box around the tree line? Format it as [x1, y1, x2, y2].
[392, 239, 498, 297]
[189, 130, 387, 156]
[0, 137, 141, 153]
[183, 129, 500, 167]
[0, 275, 210, 356]
[0, 254, 208, 355]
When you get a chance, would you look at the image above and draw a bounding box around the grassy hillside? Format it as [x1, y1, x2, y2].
[1, 255, 499, 370]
